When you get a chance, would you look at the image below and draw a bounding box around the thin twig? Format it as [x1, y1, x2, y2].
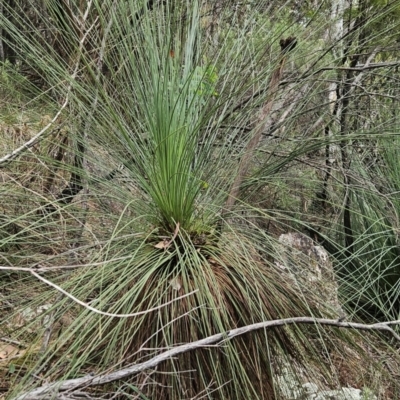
[0, 337, 24, 347]
[29, 269, 197, 318]
[0, 257, 137, 272]
[165, 222, 181, 247]
[303, 61, 400, 73]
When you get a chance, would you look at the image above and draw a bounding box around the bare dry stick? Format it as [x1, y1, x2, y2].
[0, 258, 135, 272]
[0, 0, 96, 168]
[15, 316, 400, 399]
[0, 264, 197, 317]
[224, 37, 296, 213]
[30, 270, 197, 318]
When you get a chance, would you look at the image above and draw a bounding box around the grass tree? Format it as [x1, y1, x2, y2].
[1, 0, 400, 399]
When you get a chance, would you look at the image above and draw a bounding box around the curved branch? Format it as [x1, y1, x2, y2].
[29, 270, 197, 318]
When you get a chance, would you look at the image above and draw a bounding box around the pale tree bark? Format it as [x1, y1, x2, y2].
[314, 0, 348, 220]
[319, 0, 377, 256]
[327, 0, 347, 161]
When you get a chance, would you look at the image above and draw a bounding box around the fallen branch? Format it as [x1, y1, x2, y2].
[14, 316, 400, 399]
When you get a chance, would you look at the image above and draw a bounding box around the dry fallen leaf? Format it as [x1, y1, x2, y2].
[169, 277, 182, 291]
[0, 344, 19, 360]
[154, 239, 169, 249]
